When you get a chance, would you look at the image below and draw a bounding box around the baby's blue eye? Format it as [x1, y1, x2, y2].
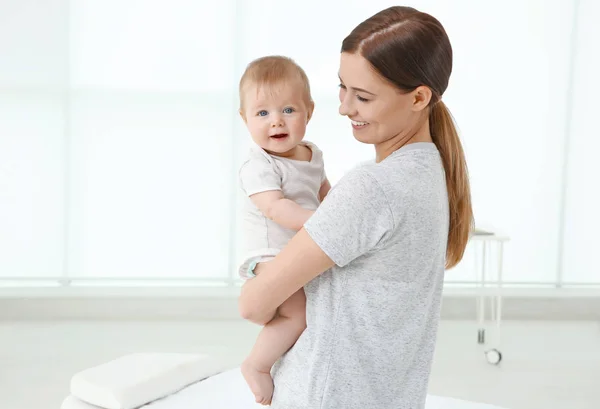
[283, 107, 294, 114]
[258, 110, 268, 116]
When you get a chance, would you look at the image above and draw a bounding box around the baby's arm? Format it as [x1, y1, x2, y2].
[250, 191, 314, 231]
[319, 178, 331, 202]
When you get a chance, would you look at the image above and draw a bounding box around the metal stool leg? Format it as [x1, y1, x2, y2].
[476, 241, 487, 344]
[486, 241, 504, 365]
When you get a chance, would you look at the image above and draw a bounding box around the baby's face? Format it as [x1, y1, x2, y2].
[241, 81, 312, 156]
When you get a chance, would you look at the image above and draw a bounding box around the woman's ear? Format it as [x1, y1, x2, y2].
[411, 86, 433, 112]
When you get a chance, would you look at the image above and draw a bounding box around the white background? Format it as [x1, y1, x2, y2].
[0, 0, 598, 286]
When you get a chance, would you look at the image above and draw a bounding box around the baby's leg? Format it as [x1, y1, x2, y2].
[241, 288, 307, 405]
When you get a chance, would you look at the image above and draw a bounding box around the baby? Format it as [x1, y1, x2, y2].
[237, 55, 330, 405]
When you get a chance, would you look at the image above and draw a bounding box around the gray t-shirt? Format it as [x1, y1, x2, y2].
[270, 142, 449, 409]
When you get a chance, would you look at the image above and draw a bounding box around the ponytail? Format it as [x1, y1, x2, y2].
[429, 101, 474, 269]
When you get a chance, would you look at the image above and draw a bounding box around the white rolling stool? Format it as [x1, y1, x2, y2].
[470, 229, 510, 365]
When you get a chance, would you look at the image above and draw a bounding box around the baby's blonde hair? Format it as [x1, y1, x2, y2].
[239, 55, 312, 111]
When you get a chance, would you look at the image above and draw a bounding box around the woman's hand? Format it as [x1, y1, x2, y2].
[238, 228, 335, 325]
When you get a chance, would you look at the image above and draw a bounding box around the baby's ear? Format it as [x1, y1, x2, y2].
[239, 109, 247, 123]
[306, 101, 315, 123]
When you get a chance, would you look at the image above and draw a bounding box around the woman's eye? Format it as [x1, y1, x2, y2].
[258, 110, 268, 116]
[283, 107, 294, 114]
[338, 83, 346, 90]
[357, 95, 369, 102]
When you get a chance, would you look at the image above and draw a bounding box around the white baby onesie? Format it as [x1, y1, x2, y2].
[237, 141, 326, 278]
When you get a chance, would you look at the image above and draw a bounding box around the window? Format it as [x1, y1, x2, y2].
[1, 0, 597, 287]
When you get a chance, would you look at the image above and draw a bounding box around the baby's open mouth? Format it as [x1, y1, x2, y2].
[270, 134, 288, 139]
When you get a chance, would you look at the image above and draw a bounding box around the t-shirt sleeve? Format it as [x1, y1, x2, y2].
[304, 168, 394, 267]
[307, 142, 327, 184]
[321, 163, 327, 184]
[239, 156, 282, 196]
[317, 147, 327, 183]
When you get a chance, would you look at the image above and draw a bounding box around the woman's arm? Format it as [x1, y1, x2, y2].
[238, 228, 335, 325]
[240, 168, 393, 325]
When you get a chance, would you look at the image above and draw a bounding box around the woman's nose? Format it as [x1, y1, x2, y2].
[339, 94, 355, 117]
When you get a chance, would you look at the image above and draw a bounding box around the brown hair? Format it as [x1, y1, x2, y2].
[342, 6, 474, 268]
[239, 55, 312, 111]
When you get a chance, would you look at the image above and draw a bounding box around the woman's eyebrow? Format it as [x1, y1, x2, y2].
[338, 74, 376, 96]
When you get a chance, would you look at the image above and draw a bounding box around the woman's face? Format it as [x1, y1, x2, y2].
[338, 52, 430, 147]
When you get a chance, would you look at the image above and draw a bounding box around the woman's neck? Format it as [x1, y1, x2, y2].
[375, 117, 432, 163]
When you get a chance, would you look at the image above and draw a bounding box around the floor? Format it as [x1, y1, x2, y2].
[0, 320, 598, 409]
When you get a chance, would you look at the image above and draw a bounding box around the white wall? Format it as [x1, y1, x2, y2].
[0, 0, 597, 285]
[0, 0, 68, 278]
[560, 0, 600, 284]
